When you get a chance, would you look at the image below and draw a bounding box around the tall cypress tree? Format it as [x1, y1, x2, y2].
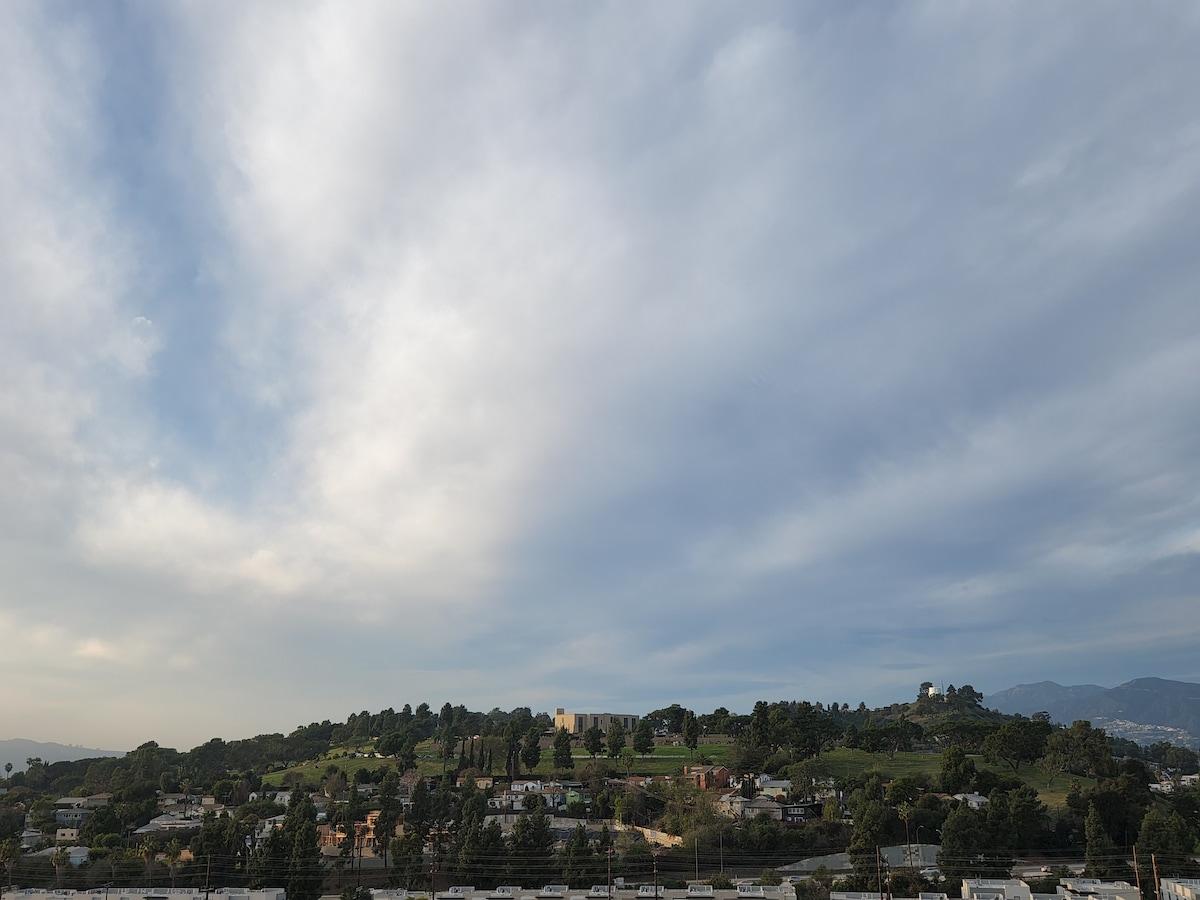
[280, 792, 323, 900]
[1084, 802, 1121, 878]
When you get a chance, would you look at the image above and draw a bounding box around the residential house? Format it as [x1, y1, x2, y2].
[716, 794, 783, 820]
[683, 766, 730, 791]
[134, 813, 199, 834]
[54, 807, 93, 827]
[953, 793, 990, 810]
[757, 775, 792, 798]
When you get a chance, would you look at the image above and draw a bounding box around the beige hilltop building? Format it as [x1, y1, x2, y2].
[554, 708, 640, 734]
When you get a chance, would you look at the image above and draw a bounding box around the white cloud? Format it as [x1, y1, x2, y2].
[3, 2, 1200, 747]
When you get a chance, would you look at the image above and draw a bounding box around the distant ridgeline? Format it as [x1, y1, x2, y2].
[986, 677, 1200, 748]
[0, 738, 125, 776]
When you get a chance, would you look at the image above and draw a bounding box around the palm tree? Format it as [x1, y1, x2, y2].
[164, 839, 183, 888]
[140, 838, 158, 887]
[0, 838, 20, 891]
[108, 846, 132, 883]
[51, 846, 71, 888]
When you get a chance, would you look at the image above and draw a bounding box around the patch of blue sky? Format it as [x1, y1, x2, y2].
[67, 5, 295, 507]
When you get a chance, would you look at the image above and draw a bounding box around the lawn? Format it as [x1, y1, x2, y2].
[262, 741, 1087, 817]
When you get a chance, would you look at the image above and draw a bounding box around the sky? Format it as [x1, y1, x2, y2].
[3, 2, 1200, 753]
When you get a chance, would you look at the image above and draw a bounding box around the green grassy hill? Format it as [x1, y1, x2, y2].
[263, 738, 1081, 810]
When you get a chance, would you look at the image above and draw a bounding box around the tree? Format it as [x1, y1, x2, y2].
[1136, 807, 1197, 883]
[453, 811, 504, 884]
[1084, 803, 1123, 879]
[606, 722, 626, 759]
[982, 719, 1051, 774]
[785, 757, 832, 803]
[681, 711, 699, 758]
[406, 779, 433, 842]
[583, 725, 604, 758]
[937, 802, 1010, 880]
[553, 728, 575, 775]
[52, 845, 71, 887]
[859, 721, 921, 760]
[0, 839, 19, 891]
[377, 730, 418, 772]
[795, 864, 834, 900]
[633, 719, 655, 758]
[140, 838, 158, 886]
[989, 784, 1049, 854]
[939, 746, 977, 793]
[846, 797, 886, 885]
[504, 722, 523, 778]
[193, 808, 252, 886]
[657, 782, 721, 837]
[620, 746, 636, 777]
[389, 832, 425, 890]
[508, 810, 555, 883]
[559, 822, 595, 885]
[164, 838, 183, 888]
[261, 790, 324, 900]
[375, 768, 402, 868]
[1038, 721, 1115, 786]
[521, 727, 543, 773]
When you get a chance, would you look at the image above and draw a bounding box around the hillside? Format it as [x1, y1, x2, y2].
[987, 677, 1200, 747]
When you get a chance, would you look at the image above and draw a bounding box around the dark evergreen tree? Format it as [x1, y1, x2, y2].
[583, 725, 604, 758]
[681, 711, 699, 758]
[633, 719, 655, 758]
[521, 727, 543, 773]
[553, 728, 574, 774]
[508, 810, 555, 884]
[1084, 802, 1123, 878]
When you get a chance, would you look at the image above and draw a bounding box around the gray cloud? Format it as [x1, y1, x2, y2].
[1, 2, 1199, 748]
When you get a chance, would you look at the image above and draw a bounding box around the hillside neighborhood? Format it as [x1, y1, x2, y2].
[1, 692, 1198, 900]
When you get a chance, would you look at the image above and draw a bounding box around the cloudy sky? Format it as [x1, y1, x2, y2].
[3, 2, 1200, 752]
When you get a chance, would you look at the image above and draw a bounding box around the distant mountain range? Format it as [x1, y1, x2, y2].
[0, 738, 126, 775]
[986, 677, 1200, 748]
